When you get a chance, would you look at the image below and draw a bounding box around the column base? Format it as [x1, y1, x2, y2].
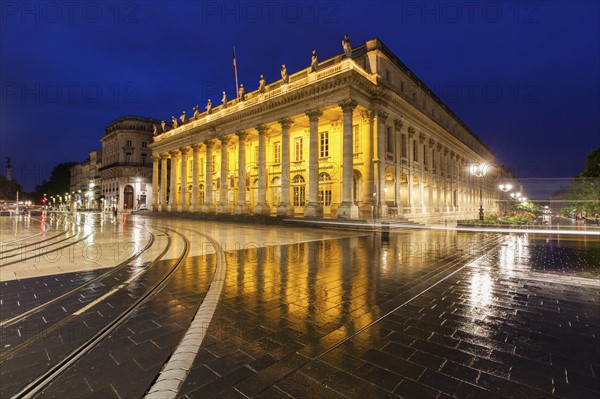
[202, 204, 216, 213]
[277, 203, 294, 217]
[177, 205, 184, 212]
[337, 202, 359, 220]
[188, 205, 198, 213]
[378, 203, 388, 218]
[152, 204, 158, 212]
[253, 202, 271, 215]
[216, 204, 230, 214]
[167, 205, 173, 212]
[303, 202, 323, 218]
[233, 203, 250, 215]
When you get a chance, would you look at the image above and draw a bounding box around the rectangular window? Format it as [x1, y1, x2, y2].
[293, 186, 305, 206]
[273, 141, 281, 164]
[188, 159, 193, 176]
[200, 157, 204, 176]
[126, 153, 132, 164]
[319, 131, 329, 158]
[432, 149, 435, 169]
[413, 140, 418, 162]
[318, 190, 332, 206]
[401, 134, 407, 158]
[141, 141, 147, 148]
[423, 145, 427, 165]
[141, 154, 147, 165]
[126, 140, 132, 147]
[386, 127, 393, 153]
[353, 125, 360, 154]
[295, 137, 303, 161]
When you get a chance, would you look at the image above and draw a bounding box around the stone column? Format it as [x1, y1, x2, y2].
[394, 119, 403, 209]
[376, 110, 388, 218]
[167, 150, 179, 212]
[277, 118, 294, 216]
[160, 153, 168, 212]
[254, 124, 271, 215]
[337, 100, 359, 220]
[217, 136, 231, 214]
[234, 131, 250, 215]
[177, 147, 188, 212]
[190, 143, 201, 212]
[362, 110, 375, 215]
[152, 155, 160, 211]
[407, 127, 415, 211]
[304, 109, 323, 218]
[202, 139, 216, 213]
[419, 133, 426, 212]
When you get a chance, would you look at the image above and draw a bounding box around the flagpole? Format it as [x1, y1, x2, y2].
[233, 46, 239, 100]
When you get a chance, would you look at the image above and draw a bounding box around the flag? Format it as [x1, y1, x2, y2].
[233, 46, 239, 99]
[233, 47, 237, 73]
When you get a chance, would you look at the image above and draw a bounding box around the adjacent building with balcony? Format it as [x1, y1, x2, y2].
[98, 116, 161, 211]
[149, 38, 507, 222]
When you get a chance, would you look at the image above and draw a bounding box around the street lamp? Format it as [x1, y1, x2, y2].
[498, 184, 512, 215]
[470, 164, 489, 221]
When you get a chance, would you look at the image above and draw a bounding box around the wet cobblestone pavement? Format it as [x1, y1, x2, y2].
[1, 214, 598, 398]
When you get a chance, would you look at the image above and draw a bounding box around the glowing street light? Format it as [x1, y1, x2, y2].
[470, 164, 490, 221]
[498, 183, 513, 215]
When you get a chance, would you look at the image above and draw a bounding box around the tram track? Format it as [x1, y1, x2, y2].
[0, 225, 191, 399]
[0, 214, 93, 267]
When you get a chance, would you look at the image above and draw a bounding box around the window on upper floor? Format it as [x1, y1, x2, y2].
[319, 131, 329, 158]
[295, 137, 303, 161]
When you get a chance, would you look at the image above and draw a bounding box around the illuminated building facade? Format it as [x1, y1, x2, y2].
[150, 38, 503, 222]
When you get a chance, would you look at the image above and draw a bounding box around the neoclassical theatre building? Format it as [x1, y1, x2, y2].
[150, 38, 503, 222]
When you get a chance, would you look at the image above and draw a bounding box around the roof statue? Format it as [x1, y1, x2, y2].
[342, 34, 352, 58]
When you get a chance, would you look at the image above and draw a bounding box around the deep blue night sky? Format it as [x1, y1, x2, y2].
[1, 1, 598, 193]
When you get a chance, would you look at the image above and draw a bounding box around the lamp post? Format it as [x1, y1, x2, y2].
[470, 164, 489, 221]
[498, 184, 512, 215]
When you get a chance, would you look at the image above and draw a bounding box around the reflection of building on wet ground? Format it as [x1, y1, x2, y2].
[150, 38, 509, 223]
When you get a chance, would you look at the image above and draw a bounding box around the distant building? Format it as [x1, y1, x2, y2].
[150, 38, 508, 222]
[70, 150, 101, 210]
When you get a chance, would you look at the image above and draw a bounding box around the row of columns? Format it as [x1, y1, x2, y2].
[152, 100, 360, 219]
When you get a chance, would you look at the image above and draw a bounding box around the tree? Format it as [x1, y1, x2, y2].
[35, 162, 78, 198]
[554, 147, 600, 217]
[0, 176, 23, 201]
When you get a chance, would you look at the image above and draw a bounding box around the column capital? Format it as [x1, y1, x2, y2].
[361, 110, 375, 123]
[443, 146, 450, 155]
[418, 132, 426, 142]
[338, 99, 358, 113]
[428, 138, 435, 148]
[436, 143, 443, 151]
[278, 117, 293, 129]
[192, 143, 203, 152]
[169, 149, 180, 157]
[236, 130, 249, 141]
[179, 146, 191, 155]
[407, 126, 416, 137]
[394, 118, 404, 132]
[256, 124, 269, 135]
[305, 109, 323, 121]
[376, 110, 388, 122]
[160, 152, 170, 160]
[219, 135, 232, 145]
[204, 138, 217, 149]
[152, 155, 161, 162]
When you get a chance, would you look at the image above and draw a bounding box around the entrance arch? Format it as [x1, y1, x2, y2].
[123, 185, 134, 210]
